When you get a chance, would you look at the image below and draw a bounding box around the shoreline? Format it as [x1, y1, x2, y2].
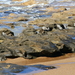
[1, 53, 75, 65]
[0, 53, 75, 75]
[33, 56, 75, 75]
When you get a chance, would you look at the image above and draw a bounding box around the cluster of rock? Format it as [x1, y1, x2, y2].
[0, 23, 75, 61]
[0, 8, 75, 61]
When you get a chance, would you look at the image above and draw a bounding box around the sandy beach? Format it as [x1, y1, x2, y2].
[0, 53, 75, 75]
[33, 57, 75, 75]
[0, 53, 75, 65]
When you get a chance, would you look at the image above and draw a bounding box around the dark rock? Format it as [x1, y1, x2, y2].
[9, 64, 26, 73]
[0, 63, 26, 74]
[0, 26, 75, 60]
[18, 18, 28, 21]
[30, 64, 56, 70]
[17, 17, 28, 21]
[0, 63, 56, 75]
[61, 38, 75, 53]
[0, 28, 14, 36]
[18, 32, 59, 58]
[0, 55, 7, 61]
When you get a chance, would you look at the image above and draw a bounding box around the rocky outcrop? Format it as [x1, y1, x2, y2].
[0, 28, 14, 36]
[0, 22, 75, 60]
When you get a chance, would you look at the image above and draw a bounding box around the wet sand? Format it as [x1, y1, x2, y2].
[33, 57, 75, 75]
[0, 53, 75, 75]
[0, 53, 75, 65]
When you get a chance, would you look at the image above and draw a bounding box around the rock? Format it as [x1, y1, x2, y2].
[0, 63, 26, 74]
[0, 40, 3, 43]
[0, 55, 7, 61]
[12, 49, 23, 57]
[1, 6, 75, 60]
[17, 17, 28, 21]
[29, 18, 56, 25]
[0, 63, 56, 75]
[46, 7, 67, 12]
[21, 0, 36, 6]
[0, 25, 75, 59]
[0, 28, 14, 36]
[6, 23, 15, 28]
[52, 13, 62, 19]
[9, 13, 17, 17]
[0, 42, 23, 60]
[0, 22, 75, 60]
[56, 24, 68, 29]
[17, 26, 75, 58]
[40, 24, 57, 32]
[61, 38, 75, 53]
[23, 40, 58, 58]
[34, 29, 46, 34]
[18, 28, 60, 58]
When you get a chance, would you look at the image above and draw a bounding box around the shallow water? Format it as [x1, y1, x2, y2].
[72, 37, 75, 39]
[14, 64, 56, 75]
[0, 63, 56, 75]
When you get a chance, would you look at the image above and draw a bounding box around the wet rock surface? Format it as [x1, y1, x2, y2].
[0, 63, 26, 75]
[0, 24, 75, 60]
[0, 63, 56, 75]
